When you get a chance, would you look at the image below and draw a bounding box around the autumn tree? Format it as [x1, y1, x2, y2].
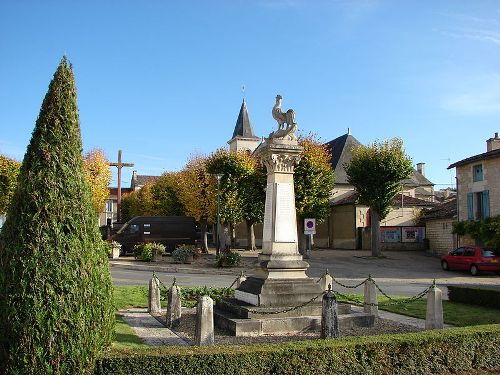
[83, 148, 112, 215]
[0, 58, 114, 374]
[345, 138, 413, 257]
[206, 149, 264, 252]
[120, 182, 156, 221]
[0, 155, 20, 215]
[150, 172, 185, 216]
[177, 155, 216, 252]
[294, 136, 335, 253]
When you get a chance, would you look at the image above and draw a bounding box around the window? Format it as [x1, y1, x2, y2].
[473, 164, 483, 182]
[129, 224, 139, 234]
[467, 191, 490, 220]
[105, 200, 113, 213]
[451, 248, 464, 256]
[464, 248, 475, 256]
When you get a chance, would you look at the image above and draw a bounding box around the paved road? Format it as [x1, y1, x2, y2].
[111, 249, 499, 297]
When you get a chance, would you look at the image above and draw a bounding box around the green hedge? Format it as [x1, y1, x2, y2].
[95, 324, 500, 375]
[448, 285, 500, 309]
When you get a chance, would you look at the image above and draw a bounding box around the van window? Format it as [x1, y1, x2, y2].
[129, 224, 139, 234]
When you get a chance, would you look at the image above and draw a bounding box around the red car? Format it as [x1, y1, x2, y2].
[441, 246, 500, 276]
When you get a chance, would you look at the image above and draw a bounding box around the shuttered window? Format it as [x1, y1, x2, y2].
[473, 164, 483, 182]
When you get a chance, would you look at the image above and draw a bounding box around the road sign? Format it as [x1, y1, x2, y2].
[304, 218, 316, 235]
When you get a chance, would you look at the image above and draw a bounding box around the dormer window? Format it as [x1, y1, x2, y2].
[473, 164, 483, 182]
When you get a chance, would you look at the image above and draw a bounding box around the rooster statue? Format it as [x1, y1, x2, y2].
[270, 95, 297, 140]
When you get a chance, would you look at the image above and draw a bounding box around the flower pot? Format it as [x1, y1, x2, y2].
[111, 247, 121, 259]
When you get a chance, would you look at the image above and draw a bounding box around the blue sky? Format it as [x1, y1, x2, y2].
[1, 1, 499, 188]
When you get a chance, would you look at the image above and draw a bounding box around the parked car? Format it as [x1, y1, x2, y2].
[113, 216, 197, 255]
[441, 246, 500, 276]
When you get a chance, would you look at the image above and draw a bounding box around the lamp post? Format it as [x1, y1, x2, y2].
[215, 174, 223, 256]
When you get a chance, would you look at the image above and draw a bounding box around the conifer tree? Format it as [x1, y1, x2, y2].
[0, 57, 114, 375]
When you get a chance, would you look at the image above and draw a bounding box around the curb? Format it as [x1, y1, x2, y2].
[109, 261, 248, 276]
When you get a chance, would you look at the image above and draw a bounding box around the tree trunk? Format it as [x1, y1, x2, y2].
[230, 223, 236, 248]
[246, 220, 256, 251]
[297, 219, 307, 255]
[200, 219, 208, 253]
[371, 209, 381, 257]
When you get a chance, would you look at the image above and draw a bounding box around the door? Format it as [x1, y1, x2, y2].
[448, 247, 465, 269]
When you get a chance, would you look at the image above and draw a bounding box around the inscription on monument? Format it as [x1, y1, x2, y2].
[262, 182, 274, 242]
[274, 182, 297, 243]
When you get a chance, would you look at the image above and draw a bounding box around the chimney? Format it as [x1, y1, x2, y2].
[416, 162, 425, 176]
[486, 132, 500, 152]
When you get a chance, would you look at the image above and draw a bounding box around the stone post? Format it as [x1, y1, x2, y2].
[319, 269, 333, 292]
[166, 284, 182, 328]
[236, 272, 246, 288]
[148, 277, 161, 314]
[363, 277, 378, 316]
[321, 286, 339, 339]
[195, 296, 214, 346]
[425, 282, 444, 330]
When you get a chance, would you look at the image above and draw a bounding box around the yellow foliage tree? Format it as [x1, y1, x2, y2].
[177, 155, 216, 251]
[83, 149, 112, 215]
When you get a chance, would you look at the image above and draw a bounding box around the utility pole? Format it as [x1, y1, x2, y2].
[109, 150, 134, 223]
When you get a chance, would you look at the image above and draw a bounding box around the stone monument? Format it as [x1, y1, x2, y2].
[214, 96, 374, 336]
[234, 95, 324, 307]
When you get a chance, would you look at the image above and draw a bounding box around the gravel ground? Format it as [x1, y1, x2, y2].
[158, 308, 422, 345]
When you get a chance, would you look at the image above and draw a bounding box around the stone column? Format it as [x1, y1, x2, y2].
[166, 285, 182, 328]
[321, 288, 339, 339]
[234, 137, 323, 307]
[425, 283, 444, 330]
[148, 277, 161, 314]
[195, 296, 214, 346]
[363, 278, 378, 316]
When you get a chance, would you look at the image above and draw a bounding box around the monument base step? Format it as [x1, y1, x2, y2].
[217, 298, 351, 319]
[214, 307, 375, 337]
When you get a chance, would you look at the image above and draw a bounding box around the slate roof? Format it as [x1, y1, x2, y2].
[324, 133, 362, 184]
[422, 198, 457, 220]
[333, 192, 438, 207]
[448, 148, 500, 169]
[404, 170, 434, 187]
[132, 175, 159, 189]
[231, 99, 259, 139]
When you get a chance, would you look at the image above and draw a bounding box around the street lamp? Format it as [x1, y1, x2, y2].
[215, 173, 223, 256]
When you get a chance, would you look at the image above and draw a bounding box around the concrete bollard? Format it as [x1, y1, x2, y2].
[195, 295, 214, 346]
[319, 269, 333, 292]
[148, 277, 161, 314]
[425, 282, 444, 330]
[321, 286, 339, 339]
[363, 277, 378, 316]
[166, 284, 182, 328]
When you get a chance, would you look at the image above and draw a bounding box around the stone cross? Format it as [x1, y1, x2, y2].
[321, 286, 339, 339]
[109, 150, 134, 223]
[195, 296, 214, 346]
[148, 277, 161, 314]
[166, 285, 182, 328]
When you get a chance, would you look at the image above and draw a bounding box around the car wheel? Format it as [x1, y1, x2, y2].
[441, 260, 449, 271]
[470, 265, 480, 276]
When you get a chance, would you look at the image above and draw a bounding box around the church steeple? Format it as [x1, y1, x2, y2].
[228, 99, 260, 153]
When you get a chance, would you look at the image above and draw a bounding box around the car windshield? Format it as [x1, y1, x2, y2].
[481, 249, 496, 257]
[116, 224, 128, 234]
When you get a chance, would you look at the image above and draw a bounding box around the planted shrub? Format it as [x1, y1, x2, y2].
[0, 58, 114, 375]
[216, 251, 241, 267]
[134, 242, 165, 262]
[448, 285, 500, 309]
[172, 244, 195, 263]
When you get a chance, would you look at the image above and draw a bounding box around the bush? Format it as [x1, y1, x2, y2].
[95, 324, 500, 375]
[0, 58, 114, 375]
[453, 216, 500, 250]
[448, 285, 500, 309]
[216, 251, 241, 268]
[134, 242, 165, 262]
[172, 244, 195, 263]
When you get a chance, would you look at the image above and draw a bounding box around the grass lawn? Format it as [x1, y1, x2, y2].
[336, 293, 500, 327]
[114, 285, 149, 310]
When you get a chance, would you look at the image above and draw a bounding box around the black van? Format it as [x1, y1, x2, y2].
[113, 216, 196, 255]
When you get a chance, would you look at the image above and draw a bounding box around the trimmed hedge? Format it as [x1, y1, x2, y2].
[95, 324, 500, 375]
[448, 285, 500, 309]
